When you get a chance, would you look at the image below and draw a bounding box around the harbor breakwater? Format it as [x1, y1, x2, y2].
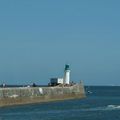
[0, 83, 86, 107]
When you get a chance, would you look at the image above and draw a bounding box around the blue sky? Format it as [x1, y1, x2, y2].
[0, 0, 120, 85]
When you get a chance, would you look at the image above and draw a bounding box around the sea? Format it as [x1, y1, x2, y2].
[0, 86, 120, 120]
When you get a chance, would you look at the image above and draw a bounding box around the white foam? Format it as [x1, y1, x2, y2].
[107, 105, 120, 109]
[79, 105, 120, 112]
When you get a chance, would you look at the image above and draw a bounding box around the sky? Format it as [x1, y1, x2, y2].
[0, 0, 120, 85]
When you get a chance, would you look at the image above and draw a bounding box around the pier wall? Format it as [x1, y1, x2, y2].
[0, 83, 86, 107]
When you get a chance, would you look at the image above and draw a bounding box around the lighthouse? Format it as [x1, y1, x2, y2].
[64, 64, 70, 85]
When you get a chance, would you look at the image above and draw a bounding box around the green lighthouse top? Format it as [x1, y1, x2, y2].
[65, 64, 70, 70]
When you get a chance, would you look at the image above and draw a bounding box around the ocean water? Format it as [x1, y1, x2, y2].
[0, 86, 120, 120]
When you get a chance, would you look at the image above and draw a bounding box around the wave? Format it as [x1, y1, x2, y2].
[81, 105, 120, 111]
[107, 105, 120, 109]
[1, 105, 120, 116]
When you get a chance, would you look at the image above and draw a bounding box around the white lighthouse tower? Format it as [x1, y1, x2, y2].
[64, 64, 70, 85]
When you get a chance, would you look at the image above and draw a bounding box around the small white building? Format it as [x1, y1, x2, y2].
[50, 64, 71, 86]
[50, 78, 63, 86]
